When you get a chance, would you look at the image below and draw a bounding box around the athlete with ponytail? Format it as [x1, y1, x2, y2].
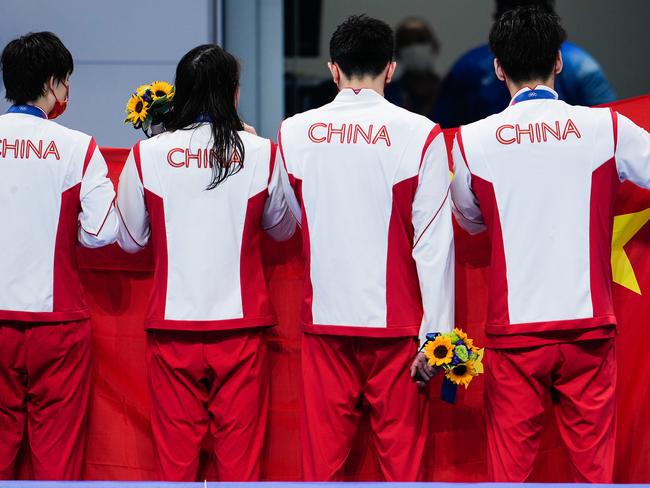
[116, 44, 295, 481]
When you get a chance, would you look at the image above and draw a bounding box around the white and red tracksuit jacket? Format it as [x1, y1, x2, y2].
[116, 124, 294, 330]
[451, 85, 650, 348]
[278, 88, 455, 344]
[0, 109, 118, 322]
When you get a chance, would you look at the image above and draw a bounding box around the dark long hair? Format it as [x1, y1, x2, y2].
[166, 44, 245, 189]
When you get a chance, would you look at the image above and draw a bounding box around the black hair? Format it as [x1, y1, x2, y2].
[489, 6, 566, 84]
[494, 0, 555, 19]
[166, 44, 245, 190]
[329, 14, 394, 79]
[1, 32, 73, 105]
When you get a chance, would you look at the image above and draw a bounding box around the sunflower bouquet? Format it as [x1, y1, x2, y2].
[124, 81, 175, 137]
[422, 328, 484, 389]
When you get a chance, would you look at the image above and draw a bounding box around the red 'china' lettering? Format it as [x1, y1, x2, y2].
[26, 139, 43, 159]
[327, 123, 345, 144]
[166, 147, 240, 168]
[516, 124, 534, 144]
[541, 121, 561, 141]
[0, 138, 59, 160]
[308, 123, 327, 143]
[307, 122, 391, 147]
[373, 125, 391, 146]
[3, 139, 18, 158]
[167, 148, 185, 167]
[185, 148, 201, 168]
[496, 119, 581, 145]
[562, 119, 581, 139]
[496, 125, 515, 145]
[354, 124, 371, 144]
[43, 141, 60, 160]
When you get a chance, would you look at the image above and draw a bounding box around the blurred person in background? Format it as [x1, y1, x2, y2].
[434, 0, 616, 128]
[385, 18, 441, 119]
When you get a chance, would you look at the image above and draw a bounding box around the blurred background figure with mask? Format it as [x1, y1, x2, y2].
[385, 18, 441, 120]
[433, 0, 616, 128]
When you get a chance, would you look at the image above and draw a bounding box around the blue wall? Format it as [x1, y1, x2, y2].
[0, 0, 284, 147]
[0, 0, 215, 147]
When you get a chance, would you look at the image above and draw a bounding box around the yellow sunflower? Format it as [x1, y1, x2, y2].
[454, 328, 477, 352]
[473, 348, 485, 375]
[454, 328, 470, 342]
[464, 337, 477, 352]
[423, 335, 454, 367]
[150, 80, 174, 99]
[446, 360, 477, 388]
[125, 94, 149, 124]
[136, 84, 151, 96]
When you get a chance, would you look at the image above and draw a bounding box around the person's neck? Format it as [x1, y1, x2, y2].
[506, 77, 555, 98]
[339, 76, 386, 97]
[26, 97, 51, 116]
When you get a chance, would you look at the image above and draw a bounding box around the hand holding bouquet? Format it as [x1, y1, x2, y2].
[422, 328, 484, 389]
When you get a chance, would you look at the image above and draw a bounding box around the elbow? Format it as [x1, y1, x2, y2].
[116, 230, 147, 254]
[118, 241, 145, 254]
[451, 207, 486, 235]
[263, 211, 298, 242]
[265, 223, 297, 242]
[91, 235, 118, 248]
[459, 220, 487, 236]
[79, 234, 117, 249]
[77, 220, 119, 248]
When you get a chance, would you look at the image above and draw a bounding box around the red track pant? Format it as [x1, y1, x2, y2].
[301, 333, 429, 481]
[486, 338, 616, 482]
[147, 328, 269, 481]
[0, 320, 91, 480]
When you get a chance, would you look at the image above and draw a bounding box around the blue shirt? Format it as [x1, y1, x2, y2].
[433, 41, 616, 128]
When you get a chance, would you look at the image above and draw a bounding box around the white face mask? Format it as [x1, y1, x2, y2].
[397, 43, 437, 74]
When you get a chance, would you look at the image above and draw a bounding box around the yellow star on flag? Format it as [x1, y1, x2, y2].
[611, 208, 650, 294]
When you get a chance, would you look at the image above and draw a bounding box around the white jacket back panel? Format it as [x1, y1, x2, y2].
[118, 126, 277, 328]
[0, 113, 117, 321]
[453, 97, 623, 335]
[279, 89, 454, 341]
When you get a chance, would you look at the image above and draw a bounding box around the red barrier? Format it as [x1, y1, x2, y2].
[18, 95, 650, 481]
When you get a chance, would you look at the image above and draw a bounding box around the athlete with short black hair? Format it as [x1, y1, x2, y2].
[279, 14, 454, 481]
[452, 6, 650, 482]
[0, 31, 118, 480]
